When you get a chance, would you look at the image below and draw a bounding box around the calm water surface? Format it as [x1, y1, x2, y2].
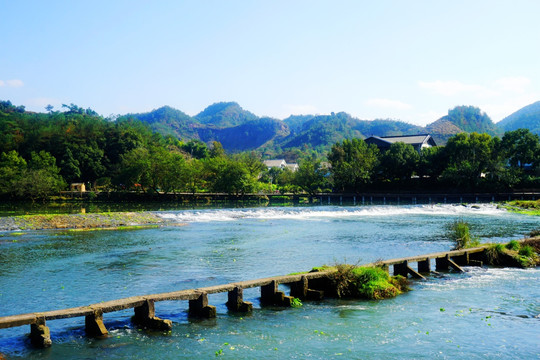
[0, 204, 538, 359]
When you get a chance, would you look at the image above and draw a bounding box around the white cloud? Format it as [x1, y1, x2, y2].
[494, 76, 531, 93]
[418, 80, 498, 98]
[481, 92, 540, 122]
[0, 79, 24, 88]
[365, 98, 412, 110]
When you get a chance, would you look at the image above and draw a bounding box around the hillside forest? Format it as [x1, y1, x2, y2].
[1, 100, 539, 200]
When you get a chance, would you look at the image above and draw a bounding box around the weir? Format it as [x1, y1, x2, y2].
[0, 246, 488, 348]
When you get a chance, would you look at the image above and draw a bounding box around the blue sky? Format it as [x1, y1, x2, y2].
[1, 0, 540, 125]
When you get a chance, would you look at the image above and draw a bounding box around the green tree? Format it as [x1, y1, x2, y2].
[293, 157, 329, 196]
[327, 138, 379, 192]
[16, 151, 66, 200]
[441, 132, 497, 190]
[499, 129, 540, 170]
[378, 142, 419, 181]
[0, 150, 27, 196]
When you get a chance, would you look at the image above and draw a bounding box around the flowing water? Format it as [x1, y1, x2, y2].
[0, 204, 538, 359]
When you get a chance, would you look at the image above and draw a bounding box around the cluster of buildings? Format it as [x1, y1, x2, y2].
[263, 134, 437, 171]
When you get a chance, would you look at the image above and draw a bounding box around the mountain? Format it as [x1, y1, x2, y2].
[120, 102, 513, 154]
[497, 101, 540, 135]
[120, 106, 200, 139]
[197, 117, 289, 152]
[194, 102, 258, 127]
[426, 105, 500, 144]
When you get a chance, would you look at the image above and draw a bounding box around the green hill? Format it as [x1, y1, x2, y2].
[119, 106, 200, 139]
[497, 101, 540, 135]
[426, 105, 500, 145]
[194, 102, 258, 127]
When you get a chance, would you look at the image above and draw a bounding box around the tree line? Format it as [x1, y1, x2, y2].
[0, 100, 539, 200]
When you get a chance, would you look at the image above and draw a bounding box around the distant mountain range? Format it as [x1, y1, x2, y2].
[119, 101, 540, 155]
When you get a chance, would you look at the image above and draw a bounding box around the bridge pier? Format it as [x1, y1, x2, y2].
[85, 308, 108, 337]
[436, 255, 464, 273]
[30, 316, 52, 348]
[394, 261, 425, 279]
[226, 287, 253, 312]
[261, 280, 293, 306]
[189, 292, 217, 318]
[133, 299, 173, 330]
[290, 276, 324, 300]
[417, 258, 430, 273]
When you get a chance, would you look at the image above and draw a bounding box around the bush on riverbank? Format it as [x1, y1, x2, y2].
[485, 240, 539, 268]
[328, 264, 409, 300]
[447, 220, 480, 249]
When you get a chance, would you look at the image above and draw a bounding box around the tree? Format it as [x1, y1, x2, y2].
[378, 142, 419, 181]
[294, 157, 329, 196]
[499, 129, 540, 170]
[0, 150, 27, 196]
[441, 132, 497, 190]
[327, 138, 379, 192]
[15, 151, 66, 200]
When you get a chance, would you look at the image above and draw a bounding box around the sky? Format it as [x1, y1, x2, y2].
[1, 0, 540, 126]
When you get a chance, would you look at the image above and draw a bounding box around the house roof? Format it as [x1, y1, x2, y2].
[365, 134, 436, 147]
[263, 159, 287, 167]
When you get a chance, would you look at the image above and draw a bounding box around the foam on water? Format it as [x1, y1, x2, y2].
[156, 204, 507, 223]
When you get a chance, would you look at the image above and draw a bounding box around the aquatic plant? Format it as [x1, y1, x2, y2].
[291, 298, 303, 308]
[330, 264, 409, 300]
[505, 240, 520, 251]
[447, 220, 480, 249]
[484, 241, 539, 268]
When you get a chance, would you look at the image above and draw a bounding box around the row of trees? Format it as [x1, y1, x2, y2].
[1, 100, 539, 199]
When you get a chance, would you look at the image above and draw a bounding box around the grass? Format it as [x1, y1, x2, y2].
[447, 220, 480, 249]
[503, 200, 540, 216]
[485, 241, 539, 268]
[329, 264, 409, 300]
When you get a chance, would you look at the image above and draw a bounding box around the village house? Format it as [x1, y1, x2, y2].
[263, 159, 299, 172]
[365, 134, 437, 153]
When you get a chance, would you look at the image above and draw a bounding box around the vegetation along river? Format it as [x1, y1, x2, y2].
[0, 204, 538, 359]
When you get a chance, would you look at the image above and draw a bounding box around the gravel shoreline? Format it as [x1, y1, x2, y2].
[0, 212, 177, 231]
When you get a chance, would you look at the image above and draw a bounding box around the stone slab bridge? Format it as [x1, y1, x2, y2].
[0, 247, 485, 348]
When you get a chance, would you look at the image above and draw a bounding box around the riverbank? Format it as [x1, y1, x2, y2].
[0, 212, 182, 231]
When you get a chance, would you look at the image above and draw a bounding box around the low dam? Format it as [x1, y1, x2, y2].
[0, 246, 488, 348]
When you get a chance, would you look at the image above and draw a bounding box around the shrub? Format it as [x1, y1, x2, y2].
[447, 220, 480, 249]
[505, 240, 521, 251]
[330, 265, 409, 300]
[485, 243, 505, 265]
[529, 229, 540, 237]
[518, 245, 535, 258]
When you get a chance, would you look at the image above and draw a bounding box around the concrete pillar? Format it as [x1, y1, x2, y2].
[189, 292, 217, 318]
[436, 256, 449, 271]
[394, 261, 409, 277]
[85, 308, 108, 337]
[261, 280, 293, 306]
[30, 316, 52, 348]
[226, 287, 253, 312]
[289, 276, 308, 299]
[133, 299, 173, 330]
[417, 258, 430, 273]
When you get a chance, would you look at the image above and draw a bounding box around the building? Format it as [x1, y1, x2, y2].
[263, 159, 298, 172]
[365, 134, 436, 152]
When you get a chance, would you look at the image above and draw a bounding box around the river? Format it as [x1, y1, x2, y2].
[0, 204, 538, 359]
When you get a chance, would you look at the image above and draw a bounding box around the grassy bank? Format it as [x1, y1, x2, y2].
[0, 212, 181, 231]
[503, 200, 540, 215]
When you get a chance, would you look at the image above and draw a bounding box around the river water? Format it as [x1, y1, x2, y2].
[0, 204, 538, 359]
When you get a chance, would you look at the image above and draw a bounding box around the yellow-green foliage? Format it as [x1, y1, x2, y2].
[332, 265, 409, 300]
[505, 200, 540, 216]
[447, 220, 480, 249]
[486, 241, 539, 267]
